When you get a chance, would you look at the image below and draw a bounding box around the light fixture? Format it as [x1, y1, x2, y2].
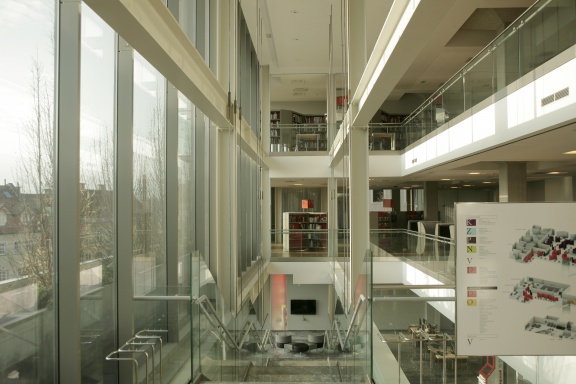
[482, 181, 493, 184]
[451, 186, 460, 189]
[441, 178, 451, 181]
[547, 171, 566, 175]
[463, 184, 473, 187]
[468, 172, 480, 175]
[563, 150, 576, 154]
[294, 183, 303, 186]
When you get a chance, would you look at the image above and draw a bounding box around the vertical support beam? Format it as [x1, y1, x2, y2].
[166, 81, 179, 340]
[327, 74, 337, 145]
[56, 1, 81, 382]
[217, 127, 236, 311]
[262, 168, 271, 260]
[499, 162, 526, 202]
[349, 127, 369, 304]
[116, 36, 135, 383]
[262, 65, 270, 153]
[424, 181, 439, 221]
[274, 187, 283, 244]
[347, 0, 366, 98]
[328, 172, 338, 258]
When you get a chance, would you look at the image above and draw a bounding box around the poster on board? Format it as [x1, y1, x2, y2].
[455, 202, 576, 356]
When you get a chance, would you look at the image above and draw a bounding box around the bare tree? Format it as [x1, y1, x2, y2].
[11, 57, 55, 309]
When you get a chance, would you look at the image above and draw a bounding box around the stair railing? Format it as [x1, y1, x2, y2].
[327, 294, 369, 351]
[194, 295, 241, 350]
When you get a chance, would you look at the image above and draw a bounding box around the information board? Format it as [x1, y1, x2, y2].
[455, 202, 576, 355]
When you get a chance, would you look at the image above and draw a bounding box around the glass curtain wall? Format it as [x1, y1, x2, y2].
[0, 0, 56, 382]
[79, 4, 116, 382]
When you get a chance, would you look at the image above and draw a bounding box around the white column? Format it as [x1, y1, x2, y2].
[499, 162, 527, 202]
[349, 127, 369, 305]
[424, 181, 439, 221]
[545, 176, 574, 201]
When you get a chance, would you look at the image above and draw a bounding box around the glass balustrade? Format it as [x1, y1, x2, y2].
[269, 124, 329, 153]
[368, 0, 576, 152]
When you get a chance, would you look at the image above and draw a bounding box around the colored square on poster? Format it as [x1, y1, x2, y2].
[466, 218, 477, 226]
[466, 227, 476, 235]
[467, 245, 476, 253]
[466, 299, 477, 306]
[467, 237, 476, 244]
[467, 266, 477, 274]
[467, 290, 477, 297]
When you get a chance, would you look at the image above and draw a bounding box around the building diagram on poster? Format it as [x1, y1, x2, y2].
[455, 203, 576, 356]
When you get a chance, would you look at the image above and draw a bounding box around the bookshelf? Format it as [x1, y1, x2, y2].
[282, 212, 328, 251]
[270, 109, 327, 152]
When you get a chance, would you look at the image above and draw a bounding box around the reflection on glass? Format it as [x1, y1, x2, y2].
[79, 4, 116, 382]
[133, 52, 167, 329]
[0, 0, 56, 382]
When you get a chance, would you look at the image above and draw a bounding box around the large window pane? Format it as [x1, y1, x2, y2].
[0, 0, 56, 382]
[79, 4, 116, 382]
[133, 52, 167, 326]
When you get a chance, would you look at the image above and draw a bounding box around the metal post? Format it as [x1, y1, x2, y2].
[442, 335, 447, 384]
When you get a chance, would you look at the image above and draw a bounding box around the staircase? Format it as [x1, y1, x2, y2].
[198, 357, 367, 383]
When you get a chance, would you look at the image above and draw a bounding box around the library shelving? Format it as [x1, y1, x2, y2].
[282, 212, 328, 251]
[270, 109, 327, 152]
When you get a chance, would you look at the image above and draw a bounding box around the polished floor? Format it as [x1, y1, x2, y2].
[199, 331, 367, 383]
[381, 333, 485, 384]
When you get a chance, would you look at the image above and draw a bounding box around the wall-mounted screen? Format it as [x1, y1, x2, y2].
[290, 299, 316, 315]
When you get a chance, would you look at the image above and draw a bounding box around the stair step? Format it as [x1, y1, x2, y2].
[244, 365, 341, 382]
[267, 360, 337, 367]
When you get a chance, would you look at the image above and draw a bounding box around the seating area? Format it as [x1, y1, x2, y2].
[274, 333, 325, 354]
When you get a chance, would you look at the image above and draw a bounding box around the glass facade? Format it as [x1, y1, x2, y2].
[0, 0, 574, 383]
[0, 0, 56, 381]
[79, 4, 116, 382]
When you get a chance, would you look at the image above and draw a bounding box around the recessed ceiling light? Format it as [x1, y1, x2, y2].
[463, 184, 473, 187]
[441, 178, 451, 181]
[547, 171, 567, 175]
[294, 183, 303, 186]
[563, 150, 576, 155]
[450, 186, 460, 189]
[468, 172, 480, 175]
[482, 181, 493, 184]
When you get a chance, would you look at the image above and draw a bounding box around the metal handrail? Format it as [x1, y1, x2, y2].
[134, 330, 167, 384]
[121, 342, 155, 384]
[105, 349, 145, 384]
[194, 295, 241, 350]
[342, 294, 368, 349]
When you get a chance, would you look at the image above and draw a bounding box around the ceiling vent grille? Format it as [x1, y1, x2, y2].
[541, 87, 569, 107]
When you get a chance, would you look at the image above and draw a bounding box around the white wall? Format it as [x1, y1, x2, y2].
[285, 274, 330, 330]
[270, 101, 326, 116]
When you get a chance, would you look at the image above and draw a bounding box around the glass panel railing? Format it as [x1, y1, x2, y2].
[375, 0, 576, 151]
[328, 250, 372, 382]
[270, 124, 328, 153]
[371, 229, 455, 283]
[191, 252, 272, 382]
[270, 229, 329, 258]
